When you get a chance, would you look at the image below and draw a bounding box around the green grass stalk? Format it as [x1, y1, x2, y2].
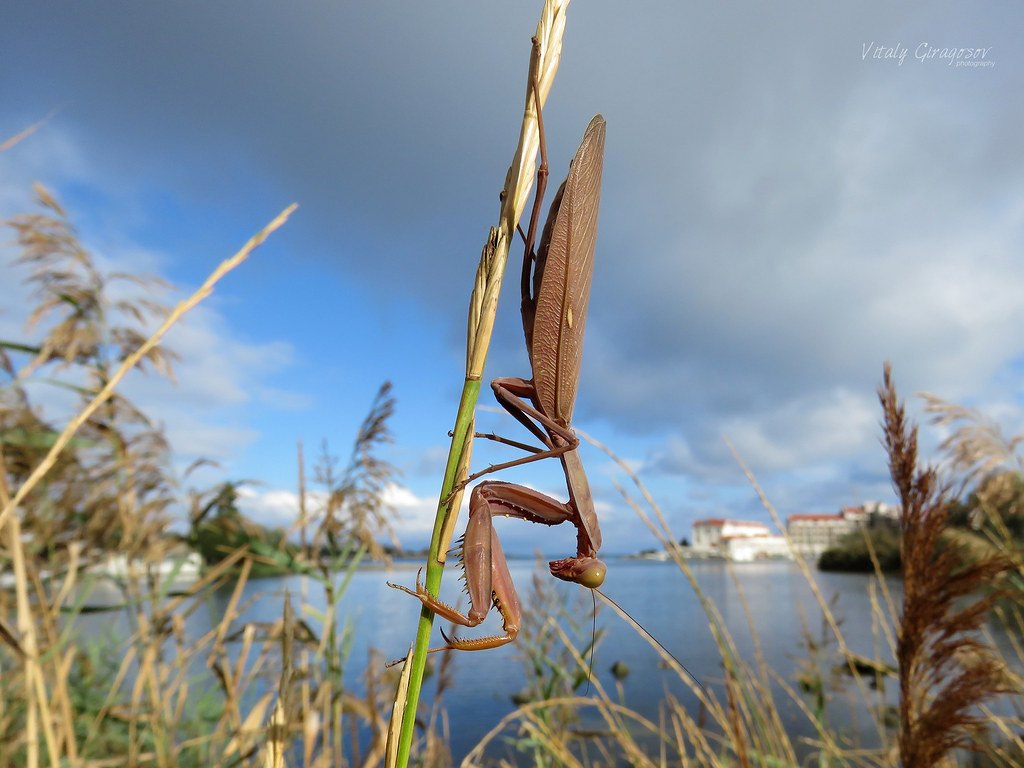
[391, 2, 571, 764]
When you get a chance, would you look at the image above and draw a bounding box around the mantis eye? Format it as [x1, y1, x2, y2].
[577, 562, 606, 589]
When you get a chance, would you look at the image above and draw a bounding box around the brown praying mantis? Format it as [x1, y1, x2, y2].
[389, 110, 608, 652]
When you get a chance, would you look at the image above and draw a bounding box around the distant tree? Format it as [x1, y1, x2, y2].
[819, 527, 901, 573]
[187, 480, 263, 565]
[958, 470, 1024, 539]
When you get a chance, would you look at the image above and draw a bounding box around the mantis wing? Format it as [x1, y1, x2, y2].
[529, 114, 606, 425]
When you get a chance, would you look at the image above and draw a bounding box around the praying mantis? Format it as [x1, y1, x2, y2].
[390, 110, 607, 651]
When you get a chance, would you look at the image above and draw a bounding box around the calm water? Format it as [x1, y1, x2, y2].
[94, 557, 903, 763]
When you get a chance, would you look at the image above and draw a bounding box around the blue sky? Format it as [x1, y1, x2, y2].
[2, 1, 1022, 557]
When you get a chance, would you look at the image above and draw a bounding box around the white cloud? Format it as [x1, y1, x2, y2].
[154, 307, 296, 408]
[2, 136, 309, 474]
[385, 484, 439, 542]
[165, 418, 260, 469]
[720, 388, 879, 473]
[235, 486, 303, 529]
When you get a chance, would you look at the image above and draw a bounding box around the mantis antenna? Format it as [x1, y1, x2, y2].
[595, 588, 709, 698]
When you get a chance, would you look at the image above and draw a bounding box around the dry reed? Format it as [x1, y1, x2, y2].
[881, 364, 1017, 768]
[1, 175, 436, 766]
[459, 365, 1024, 767]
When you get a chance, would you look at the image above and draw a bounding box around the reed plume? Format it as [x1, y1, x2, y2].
[880, 363, 1012, 768]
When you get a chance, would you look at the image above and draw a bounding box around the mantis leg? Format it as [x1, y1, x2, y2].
[389, 479, 604, 651]
[453, 377, 580, 493]
[389, 483, 522, 651]
[491, 377, 577, 449]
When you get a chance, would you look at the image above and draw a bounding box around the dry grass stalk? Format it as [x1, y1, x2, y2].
[1, 133, 437, 767]
[723, 436, 896, 757]
[919, 393, 1024, 487]
[565, 430, 909, 767]
[0, 192, 297, 531]
[0, 110, 62, 153]
[311, 383, 399, 563]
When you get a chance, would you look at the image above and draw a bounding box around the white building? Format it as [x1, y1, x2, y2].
[786, 502, 899, 558]
[786, 513, 855, 557]
[721, 534, 793, 562]
[691, 518, 792, 561]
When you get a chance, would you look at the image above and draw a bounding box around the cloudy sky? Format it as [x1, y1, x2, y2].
[2, 1, 1021, 556]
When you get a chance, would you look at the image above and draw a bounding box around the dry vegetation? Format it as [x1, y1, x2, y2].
[3, 128, 1024, 768]
[453, 373, 1024, 768]
[0, 178, 436, 767]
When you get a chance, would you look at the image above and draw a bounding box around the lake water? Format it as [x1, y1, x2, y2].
[144, 557, 906, 764]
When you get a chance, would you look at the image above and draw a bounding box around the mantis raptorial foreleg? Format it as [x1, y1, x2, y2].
[389, 477, 600, 650]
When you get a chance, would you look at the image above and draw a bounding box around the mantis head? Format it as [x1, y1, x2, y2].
[549, 556, 606, 589]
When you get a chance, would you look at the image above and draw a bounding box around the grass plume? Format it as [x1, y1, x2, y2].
[881, 363, 1014, 768]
